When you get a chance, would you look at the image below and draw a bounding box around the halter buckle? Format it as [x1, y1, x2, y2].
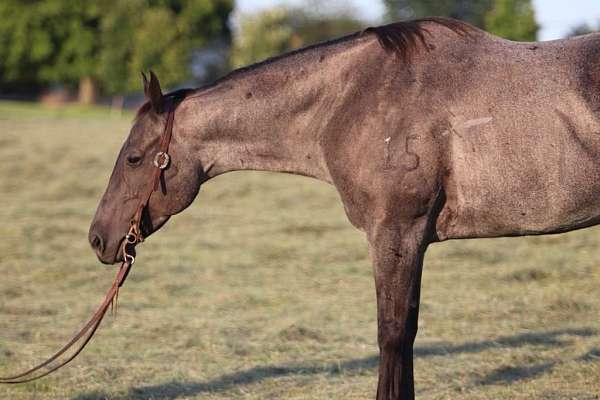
[122, 223, 140, 265]
[153, 151, 170, 169]
[124, 253, 135, 265]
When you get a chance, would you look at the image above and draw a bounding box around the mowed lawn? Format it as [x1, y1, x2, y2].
[0, 100, 599, 400]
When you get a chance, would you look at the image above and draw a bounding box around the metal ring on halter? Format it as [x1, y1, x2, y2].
[124, 253, 135, 265]
[125, 232, 137, 244]
[122, 241, 136, 264]
[153, 151, 170, 169]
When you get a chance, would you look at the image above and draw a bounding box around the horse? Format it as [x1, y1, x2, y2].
[88, 17, 600, 400]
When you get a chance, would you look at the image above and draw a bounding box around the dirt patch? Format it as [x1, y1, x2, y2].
[507, 268, 550, 282]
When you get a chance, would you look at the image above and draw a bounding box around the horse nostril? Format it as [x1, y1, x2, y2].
[90, 233, 105, 254]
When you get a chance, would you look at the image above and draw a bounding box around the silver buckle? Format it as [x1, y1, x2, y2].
[124, 253, 135, 265]
[153, 151, 170, 169]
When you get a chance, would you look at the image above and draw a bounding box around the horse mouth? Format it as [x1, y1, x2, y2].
[94, 213, 171, 266]
[94, 236, 125, 265]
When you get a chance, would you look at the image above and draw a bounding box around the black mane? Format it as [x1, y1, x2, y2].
[365, 17, 477, 59]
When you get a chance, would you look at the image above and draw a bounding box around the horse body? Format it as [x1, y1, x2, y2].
[315, 23, 600, 240]
[432, 34, 600, 239]
[89, 18, 600, 400]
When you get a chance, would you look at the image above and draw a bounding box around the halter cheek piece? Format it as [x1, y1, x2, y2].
[0, 104, 176, 384]
[122, 105, 175, 266]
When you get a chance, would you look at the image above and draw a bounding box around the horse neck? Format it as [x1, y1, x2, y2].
[180, 46, 361, 184]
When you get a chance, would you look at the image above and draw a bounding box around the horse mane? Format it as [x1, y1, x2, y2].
[364, 17, 480, 60]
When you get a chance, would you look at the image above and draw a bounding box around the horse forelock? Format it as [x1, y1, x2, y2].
[134, 88, 196, 121]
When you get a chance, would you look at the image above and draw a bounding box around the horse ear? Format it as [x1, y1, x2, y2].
[145, 70, 164, 113]
[141, 71, 149, 93]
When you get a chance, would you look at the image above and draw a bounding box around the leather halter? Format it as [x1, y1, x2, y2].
[124, 102, 175, 265]
[0, 104, 176, 384]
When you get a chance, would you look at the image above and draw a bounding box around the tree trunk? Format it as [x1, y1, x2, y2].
[78, 76, 97, 105]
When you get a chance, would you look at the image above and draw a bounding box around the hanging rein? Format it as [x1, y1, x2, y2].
[0, 103, 176, 384]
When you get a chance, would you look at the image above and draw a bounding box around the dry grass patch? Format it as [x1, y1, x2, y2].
[0, 101, 599, 399]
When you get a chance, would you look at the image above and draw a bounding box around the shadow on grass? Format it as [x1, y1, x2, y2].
[414, 327, 595, 357]
[478, 362, 555, 385]
[578, 347, 600, 362]
[73, 327, 595, 400]
[72, 355, 379, 400]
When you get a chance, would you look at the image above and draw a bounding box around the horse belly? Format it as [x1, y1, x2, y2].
[435, 119, 600, 240]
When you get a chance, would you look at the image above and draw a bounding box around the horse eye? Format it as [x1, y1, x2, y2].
[126, 154, 143, 166]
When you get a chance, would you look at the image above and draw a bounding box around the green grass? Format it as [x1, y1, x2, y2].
[1, 100, 599, 399]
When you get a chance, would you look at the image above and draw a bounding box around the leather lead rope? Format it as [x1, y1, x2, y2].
[0, 263, 130, 384]
[0, 105, 175, 384]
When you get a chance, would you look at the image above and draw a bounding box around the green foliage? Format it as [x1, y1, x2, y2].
[231, 8, 294, 69]
[382, 0, 493, 28]
[382, 0, 538, 40]
[0, 0, 101, 91]
[484, 0, 538, 41]
[231, 7, 364, 69]
[0, 0, 233, 95]
[99, 0, 232, 94]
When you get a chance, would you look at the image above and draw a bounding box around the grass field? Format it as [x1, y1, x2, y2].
[0, 100, 599, 400]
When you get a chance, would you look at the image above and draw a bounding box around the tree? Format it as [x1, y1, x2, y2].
[484, 0, 538, 41]
[382, 0, 493, 28]
[568, 22, 600, 37]
[382, 0, 538, 41]
[231, 7, 364, 68]
[0, 0, 100, 98]
[99, 0, 233, 96]
[0, 0, 233, 101]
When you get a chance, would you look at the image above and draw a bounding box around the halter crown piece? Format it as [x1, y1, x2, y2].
[0, 103, 176, 384]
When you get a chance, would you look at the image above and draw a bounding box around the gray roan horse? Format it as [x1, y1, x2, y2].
[89, 17, 600, 400]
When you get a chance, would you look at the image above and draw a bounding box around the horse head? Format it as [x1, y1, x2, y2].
[88, 72, 203, 264]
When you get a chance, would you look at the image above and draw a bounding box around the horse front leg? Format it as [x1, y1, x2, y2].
[369, 219, 428, 400]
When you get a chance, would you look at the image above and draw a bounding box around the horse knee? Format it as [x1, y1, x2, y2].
[378, 312, 419, 352]
[378, 320, 407, 352]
